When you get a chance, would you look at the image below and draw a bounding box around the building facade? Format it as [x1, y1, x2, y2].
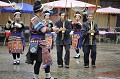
[100, 0, 120, 28]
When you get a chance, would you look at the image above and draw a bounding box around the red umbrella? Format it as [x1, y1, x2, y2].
[96, 6, 120, 29]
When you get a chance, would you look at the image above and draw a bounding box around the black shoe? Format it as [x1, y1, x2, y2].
[25, 60, 28, 63]
[84, 65, 89, 68]
[45, 77, 57, 79]
[65, 65, 69, 68]
[92, 65, 96, 68]
[16, 60, 20, 65]
[74, 55, 80, 59]
[58, 65, 63, 68]
[13, 61, 17, 65]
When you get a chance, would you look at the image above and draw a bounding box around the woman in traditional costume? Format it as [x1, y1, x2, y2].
[72, 11, 83, 59]
[5, 9, 25, 65]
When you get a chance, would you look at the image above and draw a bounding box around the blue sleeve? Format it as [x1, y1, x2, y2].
[34, 22, 45, 32]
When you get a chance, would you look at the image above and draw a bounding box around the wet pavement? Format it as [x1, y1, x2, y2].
[0, 43, 120, 79]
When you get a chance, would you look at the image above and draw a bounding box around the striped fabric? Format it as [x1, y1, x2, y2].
[31, 15, 45, 33]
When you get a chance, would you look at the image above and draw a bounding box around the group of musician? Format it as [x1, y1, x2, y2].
[4, 0, 99, 79]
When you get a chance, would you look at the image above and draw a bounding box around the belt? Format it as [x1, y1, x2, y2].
[8, 36, 21, 41]
[30, 38, 46, 44]
[30, 40, 45, 43]
[31, 38, 45, 40]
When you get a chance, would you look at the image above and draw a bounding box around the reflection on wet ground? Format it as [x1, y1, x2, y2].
[0, 43, 120, 79]
[97, 71, 120, 78]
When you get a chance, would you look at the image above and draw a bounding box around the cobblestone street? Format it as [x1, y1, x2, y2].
[0, 43, 120, 79]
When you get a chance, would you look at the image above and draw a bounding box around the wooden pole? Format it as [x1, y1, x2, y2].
[93, 0, 98, 19]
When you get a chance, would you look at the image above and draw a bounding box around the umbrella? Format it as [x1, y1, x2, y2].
[96, 6, 120, 29]
[42, 0, 100, 8]
[0, 1, 13, 7]
[0, 2, 55, 14]
[0, 2, 33, 13]
[96, 6, 120, 14]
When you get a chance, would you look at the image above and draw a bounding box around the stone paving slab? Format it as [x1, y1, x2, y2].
[0, 43, 120, 79]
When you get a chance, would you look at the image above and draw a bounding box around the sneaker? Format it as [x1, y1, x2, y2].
[84, 65, 89, 68]
[74, 55, 80, 59]
[65, 65, 69, 68]
[13, 61, 17, 65]
[16, 60, 20, 65]
[25, 60, 27, 63]
[58, 65, 63, 68]
[33, 78, 39, 79]
[33, 74, 39, 79]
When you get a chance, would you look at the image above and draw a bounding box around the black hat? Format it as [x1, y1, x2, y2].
[14, 10, 21, 17]
[59, 11, 65, 16]
[33, 0, 43, 12]
[44, 10, 50, 17]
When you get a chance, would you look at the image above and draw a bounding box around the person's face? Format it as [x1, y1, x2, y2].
[60, 13, 65, 21]
[75, 15, 81, 20]
[45, 14, 50, 20]
[14, 14, 21, 21]
[37, 11, 42, 17]
[88, 14, 93, 21]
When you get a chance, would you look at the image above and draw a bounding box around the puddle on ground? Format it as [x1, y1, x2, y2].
[97, 71, 120, 79]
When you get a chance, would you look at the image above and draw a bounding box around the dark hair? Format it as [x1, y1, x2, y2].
[44, 10, 50, 18]
[33, 0, 43, 13]
[74, 11, 81, 18]
[14, 10, 21, 17]
[59, 11, 65, 16]
[86, 12, 93, 17]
